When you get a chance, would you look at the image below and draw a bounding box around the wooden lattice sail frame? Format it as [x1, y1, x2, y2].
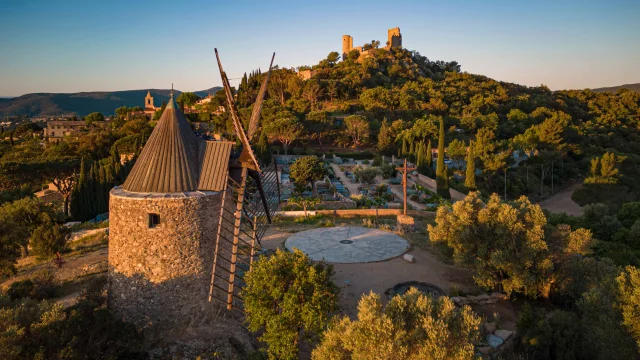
[208, 50, 279, 311]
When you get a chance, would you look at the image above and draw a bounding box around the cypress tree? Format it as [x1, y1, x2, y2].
[426, 139, 432, 168]
[99, 164, 109, 214]
[416, 141, 423, 166]
[81, 159, 91, 221]
[465, 140, 476, 191]
[436, 118, 450, 198]
[70, 158, 85, 220]
[89, 162, 98, 218]
[401, 137, 407, 156]
[444, 165, 450, 190]
[409, 140, 415, 156]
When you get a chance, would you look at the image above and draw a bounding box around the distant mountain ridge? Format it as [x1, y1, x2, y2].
[590, 83, 640, 93]
[0, 87, 221, 117]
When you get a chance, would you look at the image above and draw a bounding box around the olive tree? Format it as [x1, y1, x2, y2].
[243, 249, 339, 360]
[312, 288, 481, 360]
[428, 192, 552, 297]
[288, 196, 321, 217]
[354, 166, 380, 184]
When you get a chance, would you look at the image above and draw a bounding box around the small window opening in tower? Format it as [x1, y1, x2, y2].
[148, 213, 160, 228]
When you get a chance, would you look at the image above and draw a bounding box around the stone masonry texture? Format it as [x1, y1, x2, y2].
[108, 187, 223, 330]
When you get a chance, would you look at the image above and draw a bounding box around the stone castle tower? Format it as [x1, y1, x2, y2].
[108, 94, 235, 330]
[341, 27, 402, 61]
[387, 27, 402, 49]
[342, 35, 353, 60]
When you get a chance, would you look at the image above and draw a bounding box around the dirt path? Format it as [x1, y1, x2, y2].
[539, 183, 584, 216]
[330, 164, 362, 195]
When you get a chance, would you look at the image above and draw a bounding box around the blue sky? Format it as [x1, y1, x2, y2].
[0, 0, 638, 96]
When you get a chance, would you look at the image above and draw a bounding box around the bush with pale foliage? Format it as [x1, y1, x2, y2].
[428, 192, 596, 298]
[312, 288, 481, 360]
[617, 265, 640, 352]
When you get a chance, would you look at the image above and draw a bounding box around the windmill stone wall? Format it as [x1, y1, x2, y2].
[108, 187, 223, 329]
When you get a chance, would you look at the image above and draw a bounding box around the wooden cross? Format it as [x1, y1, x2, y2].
[396, 159, 417, 215]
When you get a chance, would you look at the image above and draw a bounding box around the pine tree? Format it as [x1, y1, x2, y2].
[465, 141, 476, 191]
[436, 118, 450, 198]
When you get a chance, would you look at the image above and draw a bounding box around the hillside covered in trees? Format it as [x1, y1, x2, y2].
[0, 87, 221, 117]
[218, 47, 639, 200]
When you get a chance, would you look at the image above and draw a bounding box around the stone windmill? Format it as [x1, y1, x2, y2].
[108, 52, 280, 330]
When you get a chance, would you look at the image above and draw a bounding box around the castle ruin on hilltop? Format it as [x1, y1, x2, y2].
[342, 27, 402, 61]
[298, 27, 403, 80]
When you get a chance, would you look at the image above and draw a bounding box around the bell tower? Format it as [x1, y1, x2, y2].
[144, 91, 154, 110]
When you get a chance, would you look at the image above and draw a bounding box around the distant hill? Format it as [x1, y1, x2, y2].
[590, 83, 640, 93]
[0, 87, 221, 117]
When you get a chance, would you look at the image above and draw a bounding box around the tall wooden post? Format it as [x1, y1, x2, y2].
[396, 159, 416, 216]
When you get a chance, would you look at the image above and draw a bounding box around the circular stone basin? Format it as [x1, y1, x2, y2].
[391, 281, 445, 298]
[285, 226, 409, 263]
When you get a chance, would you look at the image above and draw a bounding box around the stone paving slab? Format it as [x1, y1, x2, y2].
[285, 226, 409, 263]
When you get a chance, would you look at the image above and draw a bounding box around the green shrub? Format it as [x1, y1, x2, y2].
[0, 278, 146, 360]
[547, 212, 583, 229]
[6, 270, 57, 300]
[380, 163, 397, 179]
[7, 279, 35, 300]
[30, 222, 71, 259]
[518, 306, 584, 360]
[618, 202, 640, 228]
[243, 249, 339, 360]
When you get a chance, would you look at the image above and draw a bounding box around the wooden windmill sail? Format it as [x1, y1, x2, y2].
[208, 49, 280, 311]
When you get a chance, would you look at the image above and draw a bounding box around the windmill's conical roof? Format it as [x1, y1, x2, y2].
[122, 96, 200, 193]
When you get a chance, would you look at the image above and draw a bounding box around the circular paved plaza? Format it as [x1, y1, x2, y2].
[284, 226, 409, 263]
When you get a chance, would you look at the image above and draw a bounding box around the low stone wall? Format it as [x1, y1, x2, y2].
[276, 209, 434, 218]
[415, 173, 467, 202]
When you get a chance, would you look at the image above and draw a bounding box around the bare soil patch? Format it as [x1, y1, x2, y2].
[539, 183, 584, 216]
